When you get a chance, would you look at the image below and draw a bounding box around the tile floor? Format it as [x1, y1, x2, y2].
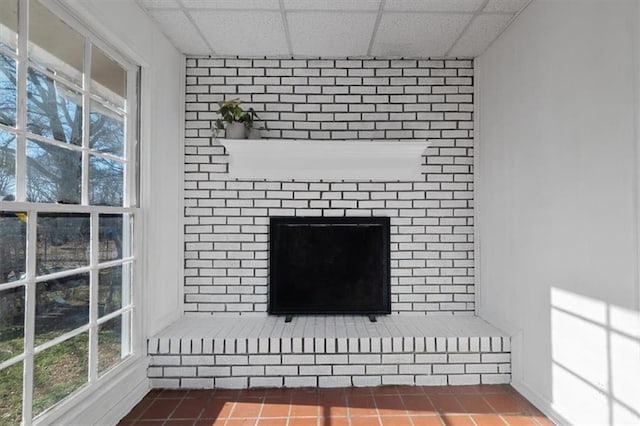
[118, 385, 554, 426]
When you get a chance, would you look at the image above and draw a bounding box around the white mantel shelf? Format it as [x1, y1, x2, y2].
[217, 139, 431, 180]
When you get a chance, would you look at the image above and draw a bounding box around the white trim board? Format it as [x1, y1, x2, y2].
[219, 139, 431, 181]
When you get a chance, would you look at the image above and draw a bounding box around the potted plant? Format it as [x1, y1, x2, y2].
[214, 99, 260, 139]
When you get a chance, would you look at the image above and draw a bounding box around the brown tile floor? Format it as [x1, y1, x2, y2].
[118, 385, 554, 426]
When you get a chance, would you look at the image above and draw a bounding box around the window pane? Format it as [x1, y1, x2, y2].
[0, 0, 18, 52]
[0, 286, 24, 362]
[0, 53, 17, 127]
[99, 214, 132, 262]
[0, 361, 22, 425]
[90, 155, 123, 206]
[35, 273, 89, 346]
[0, 131, 16, 201]
[37, 213, 89, 274]
[91, 46, 126, 109]
[27, 69, 82, 145]
[0, 211, 26, 283]
[33, 333, 88, 417]
[90, 102, 124, 157]
[27, 140, 81, 204]
[28, 0, 83, 87]
[98, 313, 130, 375]
[99, 264, 131, 317]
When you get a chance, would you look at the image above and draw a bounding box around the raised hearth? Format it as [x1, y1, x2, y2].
[148, 315, 510, 389]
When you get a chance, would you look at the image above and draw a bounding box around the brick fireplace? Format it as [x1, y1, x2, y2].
[148, 56, 510, 389]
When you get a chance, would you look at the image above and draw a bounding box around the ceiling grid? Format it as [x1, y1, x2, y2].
[137, 0, 532, 58]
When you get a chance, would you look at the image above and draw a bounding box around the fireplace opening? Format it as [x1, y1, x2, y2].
[269, 216, 391, 317]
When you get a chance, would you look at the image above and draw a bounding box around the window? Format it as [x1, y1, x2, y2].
[0, 1, 139, 424]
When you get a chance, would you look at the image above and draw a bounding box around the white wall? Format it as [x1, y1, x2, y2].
[60, 0, 185, 338]
[477, 0, 640, 424]
[40, 0, 184, 424]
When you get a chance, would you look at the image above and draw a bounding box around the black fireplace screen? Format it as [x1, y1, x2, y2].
[269, 216, 391, 315]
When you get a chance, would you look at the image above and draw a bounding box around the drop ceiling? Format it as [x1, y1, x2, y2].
[137, 0, 530, 58]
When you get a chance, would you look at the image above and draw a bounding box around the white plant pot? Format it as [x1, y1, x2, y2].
[225, 122, 246, 139]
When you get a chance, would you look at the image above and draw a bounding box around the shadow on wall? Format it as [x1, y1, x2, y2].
[550, 287, 640, 424]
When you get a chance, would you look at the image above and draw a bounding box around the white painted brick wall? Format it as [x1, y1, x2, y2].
[184, 57, 474, 315]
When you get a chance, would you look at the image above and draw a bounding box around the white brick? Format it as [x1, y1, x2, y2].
[284, 376, 317, 387]
[158, 339, 170, 354]
[215, 377, 248, 389]
[382, 375, 414, 385]
[415, 375, 447, 386]
[182, 378, 213, 388]
[491, 336, 503, 351]
[282, 354, 315, 365]
[302, 337, 315, 354]
[481, 353, 510, 363]
[336, 338, 348, 353]
[465, 363, 498, 374]
[480, 337, 492, 352]
[215, 355, 248, 365]
[266, 365, 298, 375]
[249, 355, 281, 365]
[147, 367, 163, 377]
[399, 364, 432, 374]
[250, 377, 283, 388]
[198, 366, 231, 377]
[502, 338, 511, 352]
[232, 366, 265, 376]
[292, 338, 303, 353]
[349, 354, 381, 364]
[150, 378, 180, 388]
[448, 354, 480, 363]
[381, 354, 413, 364]
[366, 365, 397, 375]
[164, 367, 196, 377]
[482, 374, 510, 384]
[470, 337, 480, 352]
[370, 337, 381, 353]
[319, 376, 351, 388]
[316, 354, 349, 364]
[151, 355, 180, 366]
[281, 338, 292, 353]
[448, 374, 480, 385]
[182, 355, 215, 366]
[300, 365, 332, 375]
[392, 337, 404, 352]
[353, 376, 382, 387]
[433, 364, 464, 374]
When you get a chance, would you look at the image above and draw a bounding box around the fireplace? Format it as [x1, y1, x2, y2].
[268, 216, 391, 317]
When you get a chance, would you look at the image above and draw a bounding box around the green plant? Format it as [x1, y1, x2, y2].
[214, 99, 259, 135]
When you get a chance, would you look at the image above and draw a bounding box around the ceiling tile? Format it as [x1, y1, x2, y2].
[448, 13, 513, 57]
[484, 0, 530, 13]
[137, 0, 179, 9]
[384, 0, 485, 12]
[191, 11, 289, 56]
[148, 10, 210, 53]
[372, 13, 472, 57]
[288, 11, 377, 57]
[284, 0, 381, 11]
[181, 0, 280, 9]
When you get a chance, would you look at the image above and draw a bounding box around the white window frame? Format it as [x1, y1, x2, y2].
[0, 1, 142, 424]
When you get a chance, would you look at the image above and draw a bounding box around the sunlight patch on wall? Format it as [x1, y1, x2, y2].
[550, 287, 640, 425]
